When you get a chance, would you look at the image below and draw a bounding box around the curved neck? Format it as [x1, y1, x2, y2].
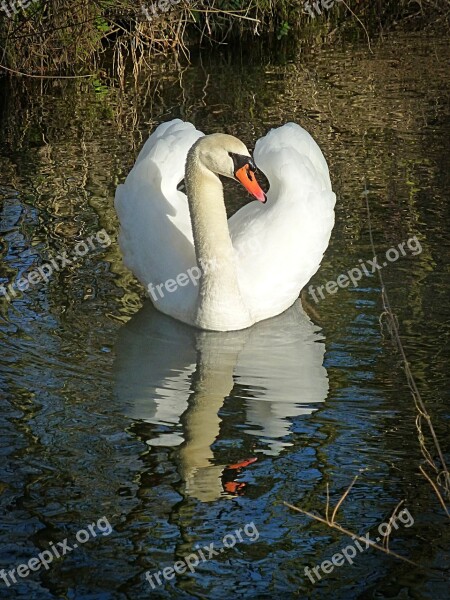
[185, 150, 250, 330]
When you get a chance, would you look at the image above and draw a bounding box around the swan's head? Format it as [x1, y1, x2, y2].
[191, 133, 266, 203]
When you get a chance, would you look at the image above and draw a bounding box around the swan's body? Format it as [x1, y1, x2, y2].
[115, 120, 335, 331]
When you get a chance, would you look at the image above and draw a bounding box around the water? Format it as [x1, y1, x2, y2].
[0, 33, 449, 599]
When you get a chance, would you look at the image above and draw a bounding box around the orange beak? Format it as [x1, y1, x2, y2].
[235, 165, 267, 203]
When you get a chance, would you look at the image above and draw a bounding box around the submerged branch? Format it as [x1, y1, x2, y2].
[284, 497, 419, 567]
[363, 186, 450, 513]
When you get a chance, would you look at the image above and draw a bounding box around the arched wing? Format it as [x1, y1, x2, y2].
[229, 123, 336, 321]
[115, 120, 204, 312]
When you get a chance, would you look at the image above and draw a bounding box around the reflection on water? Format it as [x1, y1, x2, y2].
[0, 33, 449, 600]
[115, 301, 328, 501]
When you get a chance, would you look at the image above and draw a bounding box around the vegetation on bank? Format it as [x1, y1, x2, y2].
[0, 0, 448, 77]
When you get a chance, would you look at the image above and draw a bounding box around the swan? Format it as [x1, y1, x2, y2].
[115, 119, 335, 331]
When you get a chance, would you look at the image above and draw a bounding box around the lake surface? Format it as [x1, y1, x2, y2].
[0, 33, 449, 599]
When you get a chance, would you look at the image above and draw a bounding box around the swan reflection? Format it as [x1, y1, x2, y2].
[114, 300, 328, 502]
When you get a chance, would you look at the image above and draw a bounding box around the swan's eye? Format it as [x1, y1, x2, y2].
[228, 152, 256, 181]
[248, 158, 257, 172]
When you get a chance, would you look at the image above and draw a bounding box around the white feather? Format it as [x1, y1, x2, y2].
[115, 120, 335, 330]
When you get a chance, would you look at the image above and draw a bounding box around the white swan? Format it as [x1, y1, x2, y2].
[115, 119, 335, 331]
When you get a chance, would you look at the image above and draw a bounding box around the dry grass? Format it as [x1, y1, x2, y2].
[0, 0, 449, 78]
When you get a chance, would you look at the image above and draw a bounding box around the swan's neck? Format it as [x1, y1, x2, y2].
[186, 153, 251, 330]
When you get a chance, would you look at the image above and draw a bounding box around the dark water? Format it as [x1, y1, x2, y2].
[0, 33, 449, 599]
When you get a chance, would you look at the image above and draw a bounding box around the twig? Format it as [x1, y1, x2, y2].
[340, 0, 373, 53]
[419, 466, 450, 519]
[363, 186, 450, 511]
[383, 499, 405, 551]
[0, 64, 94, 78]
[189, 8, 260, 23]
[331, 475, 358, 524]
[284, 501, 419, 567]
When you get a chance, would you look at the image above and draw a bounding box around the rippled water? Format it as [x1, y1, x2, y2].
[0, 34, 449, 599]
